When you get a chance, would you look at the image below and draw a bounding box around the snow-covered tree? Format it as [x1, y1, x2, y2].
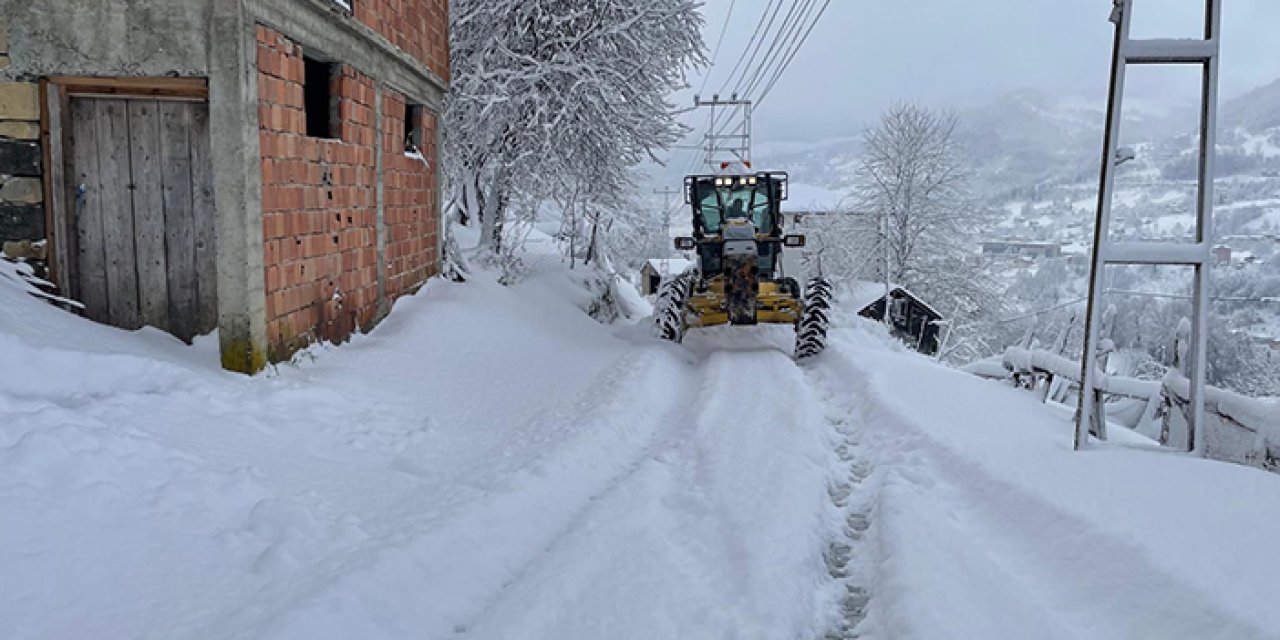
[843, 104, 1006, 356]
[851, 104, 992, 294]
[445, 0, 705, 254]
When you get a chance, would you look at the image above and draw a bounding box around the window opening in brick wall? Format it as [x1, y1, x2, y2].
[404, 103, 424, 154]
[304, 54, 338, 139]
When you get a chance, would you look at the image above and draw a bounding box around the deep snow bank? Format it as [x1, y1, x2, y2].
[810, 313, 1280, 639]
[0, 267, 676, 639]
[1, 264, 848, 640]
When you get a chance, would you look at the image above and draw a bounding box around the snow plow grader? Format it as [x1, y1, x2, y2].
[653, 165, 832, 359]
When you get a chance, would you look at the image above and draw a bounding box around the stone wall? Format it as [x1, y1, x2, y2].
[0, 17, 45, 266]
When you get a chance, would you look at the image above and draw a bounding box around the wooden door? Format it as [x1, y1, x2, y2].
[66, 97, 217, 342]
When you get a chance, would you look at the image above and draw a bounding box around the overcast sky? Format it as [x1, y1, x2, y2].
[674, 0, 1280, 150]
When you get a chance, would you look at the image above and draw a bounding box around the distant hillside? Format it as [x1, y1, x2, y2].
[753, 79, 1280, 219]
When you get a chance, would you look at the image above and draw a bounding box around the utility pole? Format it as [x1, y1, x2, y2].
[692, 94, 752, 168]
[653, 186, 681, 275]
[882, 208, 893, 330]
[1076, 0, 1222, 453]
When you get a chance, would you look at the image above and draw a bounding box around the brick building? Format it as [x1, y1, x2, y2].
[0, 0, 448, 372]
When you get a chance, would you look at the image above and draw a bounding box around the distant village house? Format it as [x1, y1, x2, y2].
[981, 240, 1063, 259]
[1213, 245, 1232, 266]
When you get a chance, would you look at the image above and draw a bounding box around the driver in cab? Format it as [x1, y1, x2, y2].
[727, 197, 747, 219]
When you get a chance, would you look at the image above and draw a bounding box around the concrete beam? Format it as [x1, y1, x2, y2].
[0, 0, 211, 80]
[208, 0, 268, 374]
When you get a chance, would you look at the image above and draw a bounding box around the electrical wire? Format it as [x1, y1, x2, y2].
[673, 0, 818, 178]
[719, 0, 784, 97]
[753, 0, 832, 110]
[738, 0, 817, 100]
[697, 0, 737, 97]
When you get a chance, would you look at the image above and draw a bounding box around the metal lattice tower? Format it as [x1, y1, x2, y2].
[1076, 0, 1222, 452]
[693, 94, 752, 168]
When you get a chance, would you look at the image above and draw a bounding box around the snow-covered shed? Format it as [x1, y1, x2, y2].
[639, 258, 694, 295]
[847, 280, 944, 355]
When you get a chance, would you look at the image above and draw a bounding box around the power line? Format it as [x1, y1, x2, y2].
[733, 0, 806, 96]
[739, 0, 817, 100]
[725, 0, 786, 96]
[1104, 289, 1280, 304]
[697, 0, 737, 97]
[717, 0, 782, 97]
[669, 0, 801, 181]
[708, 0, 827, 143]
[745, 0, 819, 99]
[991, 288, 1280, 327]
[699, 0, 795, 156]
[754, 0, 832, 110]
[728, 0, 790, 97]
[665, 1, 746, 184]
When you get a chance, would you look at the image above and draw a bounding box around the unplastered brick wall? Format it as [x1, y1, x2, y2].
[355, 0, 449, 82]
[257, 25, 379, 360]
[381, 89, 438, 297]
[0, 17, 46, 267]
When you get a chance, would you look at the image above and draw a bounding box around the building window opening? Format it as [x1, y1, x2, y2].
[304, 54, 338, 139]
[404, 103, 424, 154]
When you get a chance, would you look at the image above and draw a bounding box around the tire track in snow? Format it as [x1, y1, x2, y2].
[447, 355, 712, 635]
[217, 349, 700, 640]
[458, 341, 837, 639]
[686, 325, 883, 639]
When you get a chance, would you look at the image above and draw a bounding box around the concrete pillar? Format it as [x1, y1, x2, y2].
[434, 106, 444, 277]
[208, 1, 268, 374]
[373, 84, 388, 321]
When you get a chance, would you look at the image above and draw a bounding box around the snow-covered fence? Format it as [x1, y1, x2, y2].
[990, 347, 1279, 472]
[1161, 375, 1280, 471]
[1000, 347, 1163, 437]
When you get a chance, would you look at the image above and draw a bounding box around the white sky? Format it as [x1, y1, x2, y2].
[677, 0, 1280, 147]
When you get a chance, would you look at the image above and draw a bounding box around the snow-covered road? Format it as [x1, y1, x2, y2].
[459, 345, 836, 639]
[3, 267, 1279, 639]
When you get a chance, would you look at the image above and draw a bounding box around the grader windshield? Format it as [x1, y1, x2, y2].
[687, 174, 786, 236]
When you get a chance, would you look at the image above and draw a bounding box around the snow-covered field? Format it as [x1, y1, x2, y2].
[3, 261, 1279, 639]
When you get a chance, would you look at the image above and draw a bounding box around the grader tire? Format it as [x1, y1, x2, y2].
[795, 277, 833, 359]
[653, 272, 694, 344]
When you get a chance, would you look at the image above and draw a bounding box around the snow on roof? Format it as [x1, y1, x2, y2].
[643, 258, 694, 275]
[845, 280, 943, 319]
[845, 280, 895, 313]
